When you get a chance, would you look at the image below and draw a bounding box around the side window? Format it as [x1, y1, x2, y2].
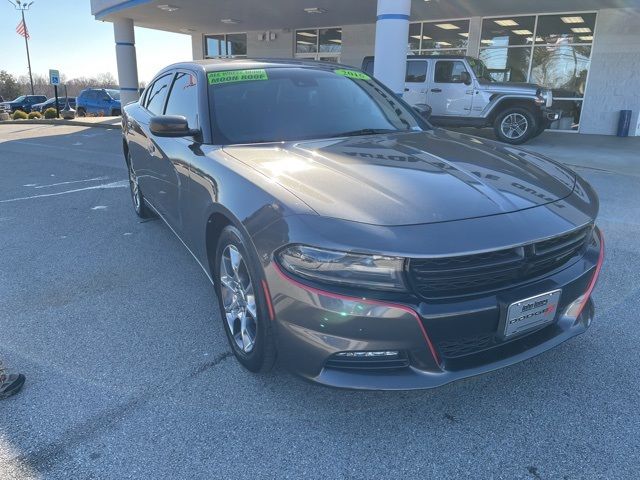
[435, 61, 468, 83]
[406, 61, 428, 83]
[164, 72, 198, 128]
[145, 74, 173, 115]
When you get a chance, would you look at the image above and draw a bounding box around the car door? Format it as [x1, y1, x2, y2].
[97, 90, 112, 115]
[403, 59, 429, 106]
[149, 70, 199, 231]
[85, 91, 98, 113]
[131, 73, 175, 217]
[427, 60, 473, 116]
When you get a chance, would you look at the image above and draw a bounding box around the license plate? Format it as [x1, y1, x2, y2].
[504, 289, 561, 337]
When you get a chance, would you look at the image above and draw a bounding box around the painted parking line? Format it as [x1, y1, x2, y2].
[33, 176, 110, 189]
[0, 180, 127, 203]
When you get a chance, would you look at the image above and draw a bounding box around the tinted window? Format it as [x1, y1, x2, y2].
[165, 72, 198, 128]
[406, 61, 427, 82]
[145, 74, 173, 115]
[209, 67, 424, 144]
[434, 61, 468, 83]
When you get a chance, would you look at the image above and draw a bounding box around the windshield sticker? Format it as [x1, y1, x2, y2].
[334, 69, 370, 81]
[208, 69, 268, 85]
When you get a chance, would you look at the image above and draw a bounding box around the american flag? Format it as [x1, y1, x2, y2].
[16, 19, 29, 39]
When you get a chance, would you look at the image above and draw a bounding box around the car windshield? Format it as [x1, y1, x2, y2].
[106, 89, 120, 100]
[208, 67, 426, 144]
[467, 57, 493, 82]
[12, 95, 26, 102]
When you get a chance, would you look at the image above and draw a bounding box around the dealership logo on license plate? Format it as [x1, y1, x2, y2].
[504, 289, 562, 337]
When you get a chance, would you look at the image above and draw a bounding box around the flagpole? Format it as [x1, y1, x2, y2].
[21, 8, 34, 95]
[8, 0, 35, 95]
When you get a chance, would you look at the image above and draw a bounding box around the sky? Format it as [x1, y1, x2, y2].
[0, 0, 192, 84]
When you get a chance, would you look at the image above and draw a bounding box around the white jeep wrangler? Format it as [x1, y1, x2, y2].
[362, 55, 559, 144]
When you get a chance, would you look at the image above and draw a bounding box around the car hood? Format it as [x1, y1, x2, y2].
[223, 129, 576, 226]
[477, 80, 540, 94]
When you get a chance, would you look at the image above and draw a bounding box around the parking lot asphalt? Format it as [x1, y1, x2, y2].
[1, 124, 639, 479]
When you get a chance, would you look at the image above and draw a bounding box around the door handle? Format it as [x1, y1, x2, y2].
[430, 88, 442, 93]
[404, 88, 410, 92]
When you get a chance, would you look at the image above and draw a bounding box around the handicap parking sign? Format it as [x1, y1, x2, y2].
[49, 69, 60, 85]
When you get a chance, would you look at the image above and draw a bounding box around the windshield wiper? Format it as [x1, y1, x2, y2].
[332, 128, 399, 137]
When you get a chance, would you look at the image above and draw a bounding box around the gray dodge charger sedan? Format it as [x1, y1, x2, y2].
[122, 59, 604, 390]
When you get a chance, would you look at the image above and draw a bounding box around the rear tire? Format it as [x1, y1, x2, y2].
[532, 120, 547, 138]
[127, 152, 152, 219]
[214, 226, 277, 373]
[111, 108, 121, 116]
[493, 107, 537, 145]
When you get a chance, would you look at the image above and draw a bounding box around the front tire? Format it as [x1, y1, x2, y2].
[493, 107, 537, 144]
[77, 107, 86, 117]
[214, 226, 276, 373]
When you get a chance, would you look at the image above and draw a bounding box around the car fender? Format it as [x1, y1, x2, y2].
[480, 94, 542, 119]
[186, 147, 316, 276]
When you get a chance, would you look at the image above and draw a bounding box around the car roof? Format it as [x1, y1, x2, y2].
[158, 58, 348, 75]
[363, 54, 467, 61]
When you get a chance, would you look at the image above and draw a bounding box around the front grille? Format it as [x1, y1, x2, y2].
[325, 352, 410, 371]
[438, 334, 495, 358]
[408, 225, 592, 299]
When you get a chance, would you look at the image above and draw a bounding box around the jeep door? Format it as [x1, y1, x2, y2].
[427, 59, 473, 116]
[403, 59, 429, 106]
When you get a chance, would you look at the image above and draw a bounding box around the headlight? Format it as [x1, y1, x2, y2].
[276, 245, 406, 291]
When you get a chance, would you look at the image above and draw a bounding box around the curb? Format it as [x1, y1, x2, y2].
[0, 119, 120, 129]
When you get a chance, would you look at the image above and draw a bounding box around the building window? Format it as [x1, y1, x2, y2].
[479, 13, 596, 131]
[295, 27, 342, 61]
[204, 33, 247, 58]
[408, 19, 469, 56]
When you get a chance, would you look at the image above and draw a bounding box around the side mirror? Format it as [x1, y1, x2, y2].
[150, 115, 198, 137]
[460, 71, 472, 86]
[413, 103, 432, 120]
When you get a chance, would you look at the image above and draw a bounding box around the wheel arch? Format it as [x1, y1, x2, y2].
[204, 204, 254, 279]
[122, 138, 130, 166]
[488, 98, 541, 123]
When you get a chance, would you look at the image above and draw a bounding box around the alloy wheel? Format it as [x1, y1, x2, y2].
[500, 113, 529, 139]
[128, 163, 141, 213]
[219, 245, 258, 353]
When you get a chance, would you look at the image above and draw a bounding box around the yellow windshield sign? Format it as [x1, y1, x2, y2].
[334, 69, 370, 81]
[208, 69, 268, 85]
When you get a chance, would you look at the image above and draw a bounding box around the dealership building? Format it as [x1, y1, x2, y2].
[91, 0, 640, 136]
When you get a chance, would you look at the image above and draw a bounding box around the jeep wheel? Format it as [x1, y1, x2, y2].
[77, 107, 86, 117]
[493, 107, 537, 145]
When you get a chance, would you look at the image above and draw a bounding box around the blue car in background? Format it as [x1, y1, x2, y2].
[32, 97, 77, 113]
[76, 88, 121, 116]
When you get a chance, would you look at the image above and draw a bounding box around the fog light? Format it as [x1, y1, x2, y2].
[563, 294, 588, 320]
[335, 350, 400, 358]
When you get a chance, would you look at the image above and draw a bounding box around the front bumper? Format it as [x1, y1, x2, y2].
[542, 108, 561, 124]
[265, 229, 603, 390]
